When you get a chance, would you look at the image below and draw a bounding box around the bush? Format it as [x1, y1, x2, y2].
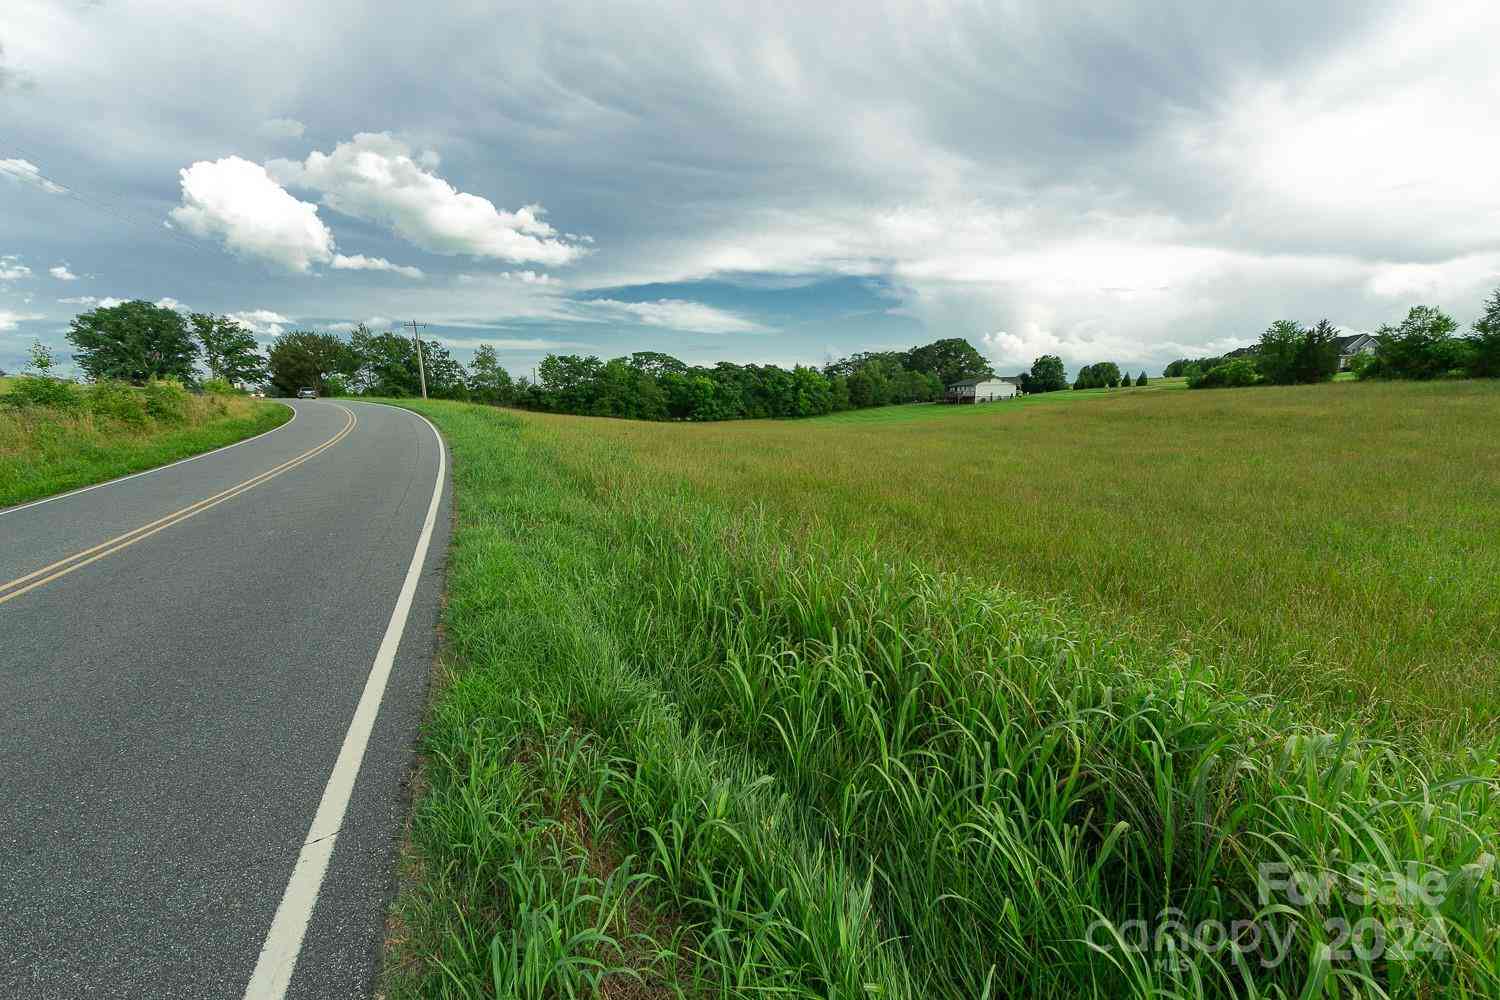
[200, 376, 240, 395]
[1187, 357, 1261, 389]
[1, 375, 82, 411]
[1348, 351, 1378, 380]
[140, 379, 190, 423]
[87, 381, 150, 425]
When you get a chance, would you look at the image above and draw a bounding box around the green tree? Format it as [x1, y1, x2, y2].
[267, 330, 357, 396]
[1469, 288, 1500, 378]
[1255, 320, 1305, 384]
[350, 327, 421, 396]
[189, 313, 265, 386]
[1076, 361, 1121, 389]
[1025, 354, 1068, 393]
[1292, 319, 1341, 384]
[903, 337, 993, 386]
[419, 339, 470, 400]
[1120, 372, 1133, 387]
[67, 299, 199, 384]
[627, 351, 688, 379]
[1136, 371, 1148, 386]
[27, 339, 55, 376]
[827, 374, 851, 411]
[467, 344, 514, 405]
[1371, 306, 1464, 380]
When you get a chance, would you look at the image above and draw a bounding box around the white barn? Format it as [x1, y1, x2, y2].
[945, 377, 1018, 403]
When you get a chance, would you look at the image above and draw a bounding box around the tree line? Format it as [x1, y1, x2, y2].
[261, 328, 996, 419]
[1168, 289, 1500, 389]
[43, 300, 1006, 421]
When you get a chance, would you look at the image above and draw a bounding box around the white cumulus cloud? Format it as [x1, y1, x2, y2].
[269, 132, 586, 265]
[227, 309, 293, 336]
[0, 159, 67, 195]
[0, 255, 31, 281]
[169, 156, 334, 273]
[58, 295, 98, 305]
[49, 264, 79, 281]
[330, 253, 424, 278]
[582, 298, 763, 334]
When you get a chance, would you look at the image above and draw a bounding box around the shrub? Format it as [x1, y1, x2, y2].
[200, 376, 240, 395]
[1348, 351, 1378, 380]
[1188, 357, 1261, 388]
[1, 375, 82, 411]
[87, 381, 150, 425]
[140, 379, 190, 423]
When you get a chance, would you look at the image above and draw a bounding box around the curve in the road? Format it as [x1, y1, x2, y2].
[0, 401, 298, 519]
[243, 405, 445, 1000]
[1, 399, 452, 999]
[0, 405, 356, 607]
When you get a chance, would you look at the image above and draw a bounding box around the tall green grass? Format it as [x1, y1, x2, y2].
[0, 383, 288, 507]
[523, 378, 1500, 734]
[384, 400, 1499, 999]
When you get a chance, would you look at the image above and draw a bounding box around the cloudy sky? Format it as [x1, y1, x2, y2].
[3, 0, 1499, 379]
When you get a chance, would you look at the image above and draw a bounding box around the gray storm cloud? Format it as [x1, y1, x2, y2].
[2, 0, 1498, 374]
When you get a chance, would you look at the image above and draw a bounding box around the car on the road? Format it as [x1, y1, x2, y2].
[296, 387, 318, 399]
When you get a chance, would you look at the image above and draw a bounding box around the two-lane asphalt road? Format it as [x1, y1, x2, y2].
[0, 399, 451, 999]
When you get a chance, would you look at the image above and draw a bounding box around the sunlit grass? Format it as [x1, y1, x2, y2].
[523, 378, 1500, 733]
[0, 390, 289, 507]
[383, 393, 1500, 999]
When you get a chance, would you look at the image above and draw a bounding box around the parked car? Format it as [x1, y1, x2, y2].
[296, 387, 318, 399]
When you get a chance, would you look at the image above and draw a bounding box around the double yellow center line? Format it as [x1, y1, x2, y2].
[0, 405, 357, 607]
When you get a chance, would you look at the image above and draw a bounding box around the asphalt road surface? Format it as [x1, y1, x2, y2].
[0, 399, 452, 999]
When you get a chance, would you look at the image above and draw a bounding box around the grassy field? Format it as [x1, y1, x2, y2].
[530, 379, 1500, 734]
[0, 382, 290, 507]
[382, 383, 1500, 999]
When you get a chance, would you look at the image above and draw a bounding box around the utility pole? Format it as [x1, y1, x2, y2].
[406, 320, 428, 399]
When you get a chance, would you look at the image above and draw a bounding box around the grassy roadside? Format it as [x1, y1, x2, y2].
[383, 398, 1500, 999]
[0, 384, 290, 508]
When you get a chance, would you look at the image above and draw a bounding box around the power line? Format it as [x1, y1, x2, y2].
[1, 141, 229, 258]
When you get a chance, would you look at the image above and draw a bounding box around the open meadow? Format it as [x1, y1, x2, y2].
[383, 381, 1500, 999]
[530, 377, 1500, 733]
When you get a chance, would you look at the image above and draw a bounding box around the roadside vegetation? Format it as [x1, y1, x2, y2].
[383, 385, 1500, 999]
[0, 370, 288, 507]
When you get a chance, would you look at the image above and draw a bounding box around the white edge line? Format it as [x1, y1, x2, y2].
[242, 405, 446, 1000]
[0, 401, 298, 518]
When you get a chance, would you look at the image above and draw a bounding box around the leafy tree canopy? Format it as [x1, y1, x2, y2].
[67, 300, 199, 385]
[1022, 354, 1068, 393]
[267, 330, 358, 396]
[189, 313, 265, 386]
[903, 337, 993, 386]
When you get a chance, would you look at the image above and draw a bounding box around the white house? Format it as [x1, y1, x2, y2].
[945, 377, 1018, 403]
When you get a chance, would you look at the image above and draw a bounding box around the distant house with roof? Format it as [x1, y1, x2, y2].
[1332, 332, 1378, 370]
[945, 376, 1018, 403]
